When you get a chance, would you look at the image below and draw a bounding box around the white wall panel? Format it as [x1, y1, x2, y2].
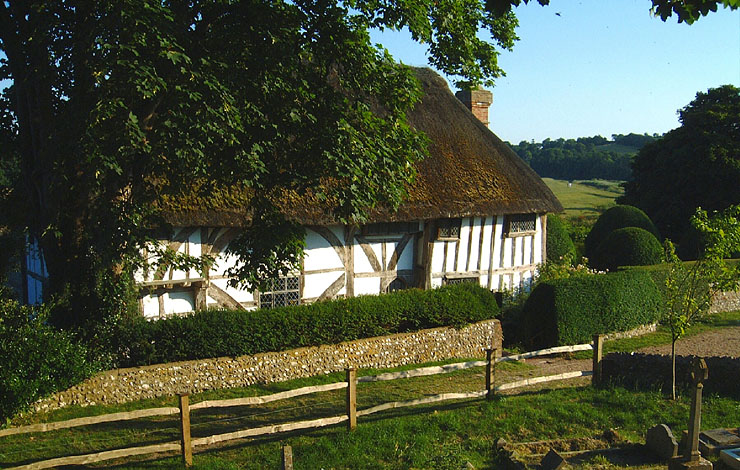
[468, 218, 481, 271]
[164, 291, 194, 315]
[479, 219, 492, 272]
[456, 218, 470, 272]
[534, 216, 543, 263]
[501, 237, 512, 268]
[445, 241, 456, 273]
[492, 216, 503, 269]
[304, 228, 344, 271]
[142, 295, 159, 319]
[431, 240, 445, 273]
[523, 235, 532, 266]
[211, 278, 254, 303]
[354, 277, 381, 296]
[396, 238, 414, 270]
[303, 272, 343, 299]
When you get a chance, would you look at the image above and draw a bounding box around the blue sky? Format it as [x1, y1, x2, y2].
[370, 1, 740, 143]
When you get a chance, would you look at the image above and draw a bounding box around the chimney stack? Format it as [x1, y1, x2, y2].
[455, 88, 493, 127]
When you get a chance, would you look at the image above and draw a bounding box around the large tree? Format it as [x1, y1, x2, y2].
[0, 0, 736, 334]
[620, 85, 740, 250]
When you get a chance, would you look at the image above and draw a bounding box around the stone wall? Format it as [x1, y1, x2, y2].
[34, 319, 501, 412]
[710, 290, 740, 314]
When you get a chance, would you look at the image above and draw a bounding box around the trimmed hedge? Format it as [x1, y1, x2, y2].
[115, 282, 500, 367]
[0, 300, 94, 422]
[585, 205, 660, 260]
[521, 270, 663, 349]
[546, 214, 576, 263]
[590, 227, 663, 271]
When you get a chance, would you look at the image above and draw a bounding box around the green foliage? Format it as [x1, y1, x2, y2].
[620, 85, 740, 248]
[545, 214, 576, 264]
[509, 134, 653, 181]
[590, 227, 664, 271]
[585, 204, 660, 260]
[114, 283, 499, 367]
[0, 300, 95, 422]
[521, 271, 664, 349]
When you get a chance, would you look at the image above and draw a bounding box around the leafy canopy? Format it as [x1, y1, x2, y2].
[620, 85, 740, 247]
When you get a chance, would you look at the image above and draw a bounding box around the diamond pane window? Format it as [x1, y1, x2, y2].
[437, 218, 462, 240]
[259, 276, 300, 309]
[507, 214, 537, 235]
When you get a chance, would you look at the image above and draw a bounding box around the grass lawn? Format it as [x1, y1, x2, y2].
[2, 312, 739, 469]
[543, 178, 624, 218]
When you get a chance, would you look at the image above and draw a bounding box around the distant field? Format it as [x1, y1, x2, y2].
[543, 178, 625, 217]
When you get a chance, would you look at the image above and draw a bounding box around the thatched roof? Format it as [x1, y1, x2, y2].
[163, 68, 562, 227]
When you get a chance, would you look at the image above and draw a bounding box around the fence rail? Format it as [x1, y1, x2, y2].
[2, 335, 604, 469]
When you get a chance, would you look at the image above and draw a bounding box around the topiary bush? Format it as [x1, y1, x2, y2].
[115, 282, 500, 367]
[590, 227, 664, 271]
[546, 214, 576, 264]
[0, 300, 95, 422]
[521, 270, 664, 349]
[585, 205, 660, 261]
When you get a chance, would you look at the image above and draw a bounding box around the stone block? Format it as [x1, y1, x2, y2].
[646, 424, 679, 460]
[540, 449, 567, 470]
[720, 448, 740, 470]
[668, 455, 713, 470]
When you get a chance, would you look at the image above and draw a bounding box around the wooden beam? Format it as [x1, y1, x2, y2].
[5, 442, 181, 470]
[191, 416, 348, 447]
[207, 283, 244, 310]
[317, 273, 345, 301]
[386, 233, 412, 271]
[356, 392, 485, 418]
[179, 394, 193, 467]
[308, 226, 346, 266]
[190, 382, 347, 410]
[354, 235, 382, 272]
[345, 225, 356, 298]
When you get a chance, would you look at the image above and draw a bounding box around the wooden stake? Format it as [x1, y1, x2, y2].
[179, 394, 193, 467]
[592, 334, 603, 386]
[485, 348, 496, 400]
[346, 368, 357, 431]
[282, 445, 294, 470]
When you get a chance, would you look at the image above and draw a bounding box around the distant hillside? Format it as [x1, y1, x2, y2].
[508, 133, 656, 181]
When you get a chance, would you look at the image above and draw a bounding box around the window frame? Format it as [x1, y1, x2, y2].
[504, 214, 537, 237]
[258, 275, 301, 309]
[436, 218, 462, 240]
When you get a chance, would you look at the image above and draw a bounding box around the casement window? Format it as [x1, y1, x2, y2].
[436, 218, 462, 240]
[259, 276, 300, 309]
[443, 276, 479, 286]
[362, 221, 419, 236]
[505, 214, 537, 236]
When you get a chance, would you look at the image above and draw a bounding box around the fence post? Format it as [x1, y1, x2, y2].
[485, 348, 497, 400]
[592, 334, 603, 386]
[282, 445, 294, 470]
[179, 394, 193, 467]
[346, 367, 357, 431]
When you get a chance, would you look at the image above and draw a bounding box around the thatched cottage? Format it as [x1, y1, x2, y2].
[24, 68, 562, 316]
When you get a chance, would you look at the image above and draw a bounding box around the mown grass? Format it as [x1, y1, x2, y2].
[5, 386, 736, 470]
[542, 178, 624, 217]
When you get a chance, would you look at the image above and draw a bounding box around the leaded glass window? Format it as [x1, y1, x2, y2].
[259, 276, 300, 309]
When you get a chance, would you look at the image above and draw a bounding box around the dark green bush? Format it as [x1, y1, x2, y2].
[0, 300, 94, 422]
[546, 214, 576, 264]
[521, 270, 663, 349]
[590, 227, 664, 271]
[115, 282, 499, 367]
[585, 205, 660, 261]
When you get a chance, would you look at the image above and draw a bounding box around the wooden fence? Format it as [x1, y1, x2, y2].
[1, 335, 604, 469]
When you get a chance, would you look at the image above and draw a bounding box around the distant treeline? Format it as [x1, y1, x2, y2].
[508, 133, 657, 181]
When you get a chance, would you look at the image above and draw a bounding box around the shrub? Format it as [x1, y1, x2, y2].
[115, 282, 500, 367]
[546, 214, 576, 264]
[585, 205, 660, 260]
[521, 270, 663, 349]
[0, 300, 94, 422]
[590, 227, 664, 271]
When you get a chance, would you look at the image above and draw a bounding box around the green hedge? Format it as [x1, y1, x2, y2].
[546, 214, 576, 263]
[585, 205, 660, 260]
[591, 227, 663, 271]
[115, 283, 500, 367]
[0, 300, 94, 422]
[521, 271, 663, 349]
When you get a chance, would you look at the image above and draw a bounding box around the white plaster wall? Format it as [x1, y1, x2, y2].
[468, 218, 482, 271]
[456, 218, 471, 272]
[354, 277, 381, 296]
[492, 216, 503, 269]
[210, 277, 255, 303]
[523, 235, 532, 265]
[534, 216, 543, 264]
[431, 240, 445, 273]
[304, 227, 344, 271]
[166, 291, 195, 315]
[142, 294, 160, 318]
[303, 272, 344, 299]
[396, 238, 414, 270]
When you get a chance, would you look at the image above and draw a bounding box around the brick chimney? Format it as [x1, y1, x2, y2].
[455, 88, 493, 127]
